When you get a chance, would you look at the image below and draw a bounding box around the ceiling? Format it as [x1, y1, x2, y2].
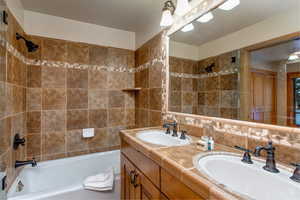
[251, 39, 300, 66]
[171, 0, 300, 46]
[20, 0, 166, 32]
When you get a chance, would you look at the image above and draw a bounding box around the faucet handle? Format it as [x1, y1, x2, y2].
[291, 163, 300, 167]
[290, 163, 300, 183]
[234, 145, 252, 153]
[234, 146, 253, 164]
[31, 158, 37, 167]
[180, 130, 187, 140]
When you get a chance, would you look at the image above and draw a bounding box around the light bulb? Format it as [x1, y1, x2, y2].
[197, 12, 214, 23]
[175, 0, 190, 16]
[218, 0, 240, 11]
[288, 54, 299, 61]
[160, 9, 173, 27]
[181, 23, 194, 32]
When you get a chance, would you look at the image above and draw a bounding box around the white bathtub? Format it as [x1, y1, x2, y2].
[7, 150, 120, 200]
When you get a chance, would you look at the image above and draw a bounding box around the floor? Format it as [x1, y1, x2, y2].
[42, 179, 120, 200]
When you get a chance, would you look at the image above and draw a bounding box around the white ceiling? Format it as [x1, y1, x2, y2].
[20, 0, 166, 32]
[171, 0, 300, 46]
[251, 39, 300, 66]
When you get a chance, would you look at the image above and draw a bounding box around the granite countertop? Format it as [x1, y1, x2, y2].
[120, 127, 248, 200]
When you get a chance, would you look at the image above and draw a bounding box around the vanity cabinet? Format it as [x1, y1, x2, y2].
[121, 140, 204, 200]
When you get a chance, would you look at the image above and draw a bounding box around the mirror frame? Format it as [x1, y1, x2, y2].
[162, 0, 300, 132]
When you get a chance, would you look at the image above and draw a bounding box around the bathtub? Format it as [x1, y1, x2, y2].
[7, 150, 120, 200]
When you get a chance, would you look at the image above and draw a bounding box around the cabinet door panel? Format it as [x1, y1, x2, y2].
[121, 141, 160, 187]
[122, 155, 140, 200]
[161, 169, 204, 200]
[121, 154, 161, 200]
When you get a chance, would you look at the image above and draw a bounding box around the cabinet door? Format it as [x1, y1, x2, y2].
[136, 169, 160, 200]
[121, 155, 140, 200]
[121, 154, 161, 200]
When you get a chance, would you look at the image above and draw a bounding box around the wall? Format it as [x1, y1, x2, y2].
[1, 6, 136, 189]
[24, 11, 136, 50]
[0, 9, 27, 188]
[26, 35, 136, 161]
[197, 9, 300, 60]
[169, 41, 199, 61]
[169, 51, 239, 118]
[135, 33, 164, 128]
[3, 0, 24, 28]
[169, 57, 198, 114]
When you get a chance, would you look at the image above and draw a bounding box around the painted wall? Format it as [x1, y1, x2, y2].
[4, 0, 24, 28]
[197, 9, 300, 60]
[24, 11, 136, 50]
[169, 41, 199, 61]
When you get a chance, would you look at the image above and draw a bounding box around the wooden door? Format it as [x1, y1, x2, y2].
[121, 155, 160, 200]
[250, 69, 277, 124]
[287, 72, 300, 127]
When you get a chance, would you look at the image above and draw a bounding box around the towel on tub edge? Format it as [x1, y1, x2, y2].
[83, 168, 114, 191]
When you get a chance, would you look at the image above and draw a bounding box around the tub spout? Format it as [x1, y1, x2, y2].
[15, 158, 37, 168]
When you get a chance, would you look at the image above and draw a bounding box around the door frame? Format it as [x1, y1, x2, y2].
[239, 31, 300, 122]
[287, 72, 300, 127]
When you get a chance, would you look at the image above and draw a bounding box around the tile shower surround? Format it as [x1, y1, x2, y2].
[0, 9, 28, 188]
[169, 52, 239, 118]
[25, 36, 137, 161]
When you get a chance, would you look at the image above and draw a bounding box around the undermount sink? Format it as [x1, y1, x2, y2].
[136, 130, 191, 146]
[194, 153, 300, 200]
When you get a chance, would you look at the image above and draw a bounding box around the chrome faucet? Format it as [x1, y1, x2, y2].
[163, 121, 178, 137]
[15, 159, 37, 168]
[254, 141, 279, 173]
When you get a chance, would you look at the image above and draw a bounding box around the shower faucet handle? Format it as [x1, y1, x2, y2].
[13, 133, 25, 150]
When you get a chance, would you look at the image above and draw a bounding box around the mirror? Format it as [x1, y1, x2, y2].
[168, 0, 300, 127]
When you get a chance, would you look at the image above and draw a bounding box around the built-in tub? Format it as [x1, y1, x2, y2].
[8, 150, 120, 200]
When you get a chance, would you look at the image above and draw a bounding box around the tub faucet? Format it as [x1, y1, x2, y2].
[254, 141, 279, 173]
[15, 159, 37, 168]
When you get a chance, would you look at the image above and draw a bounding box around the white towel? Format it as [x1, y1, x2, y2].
[83, 168, 114, 191]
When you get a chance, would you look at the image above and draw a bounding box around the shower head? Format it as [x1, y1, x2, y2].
[16, 33, 39, 53]
[205, 63, 215, 73]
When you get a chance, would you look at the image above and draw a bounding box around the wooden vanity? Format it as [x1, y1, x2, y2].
[120, 127, 242, 200]
[121, 140, 204, 200]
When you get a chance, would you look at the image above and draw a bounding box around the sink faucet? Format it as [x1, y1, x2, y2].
[163, 121, 178, 137]
[290, 163, 300, 183]
[15, 159, 37, 168]
[254, 141, 279, 173]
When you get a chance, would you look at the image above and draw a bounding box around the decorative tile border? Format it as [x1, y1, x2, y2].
[170, 69, 238, 79]
[3, 35, 164, 73]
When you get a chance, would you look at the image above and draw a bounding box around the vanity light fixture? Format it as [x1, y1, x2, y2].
[160, 1, 175, 27]
[175, 0, 191, 16]
[288, 52, 300, 61]
[218, 0, 240, 11]
[160, 0, 191, 27]
[181, 23, 194, 32]
[197, 12, 214, 23]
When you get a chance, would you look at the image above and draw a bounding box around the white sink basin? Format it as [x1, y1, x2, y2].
[136, 130, 191, 146]
[195, 153, 300, 200]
